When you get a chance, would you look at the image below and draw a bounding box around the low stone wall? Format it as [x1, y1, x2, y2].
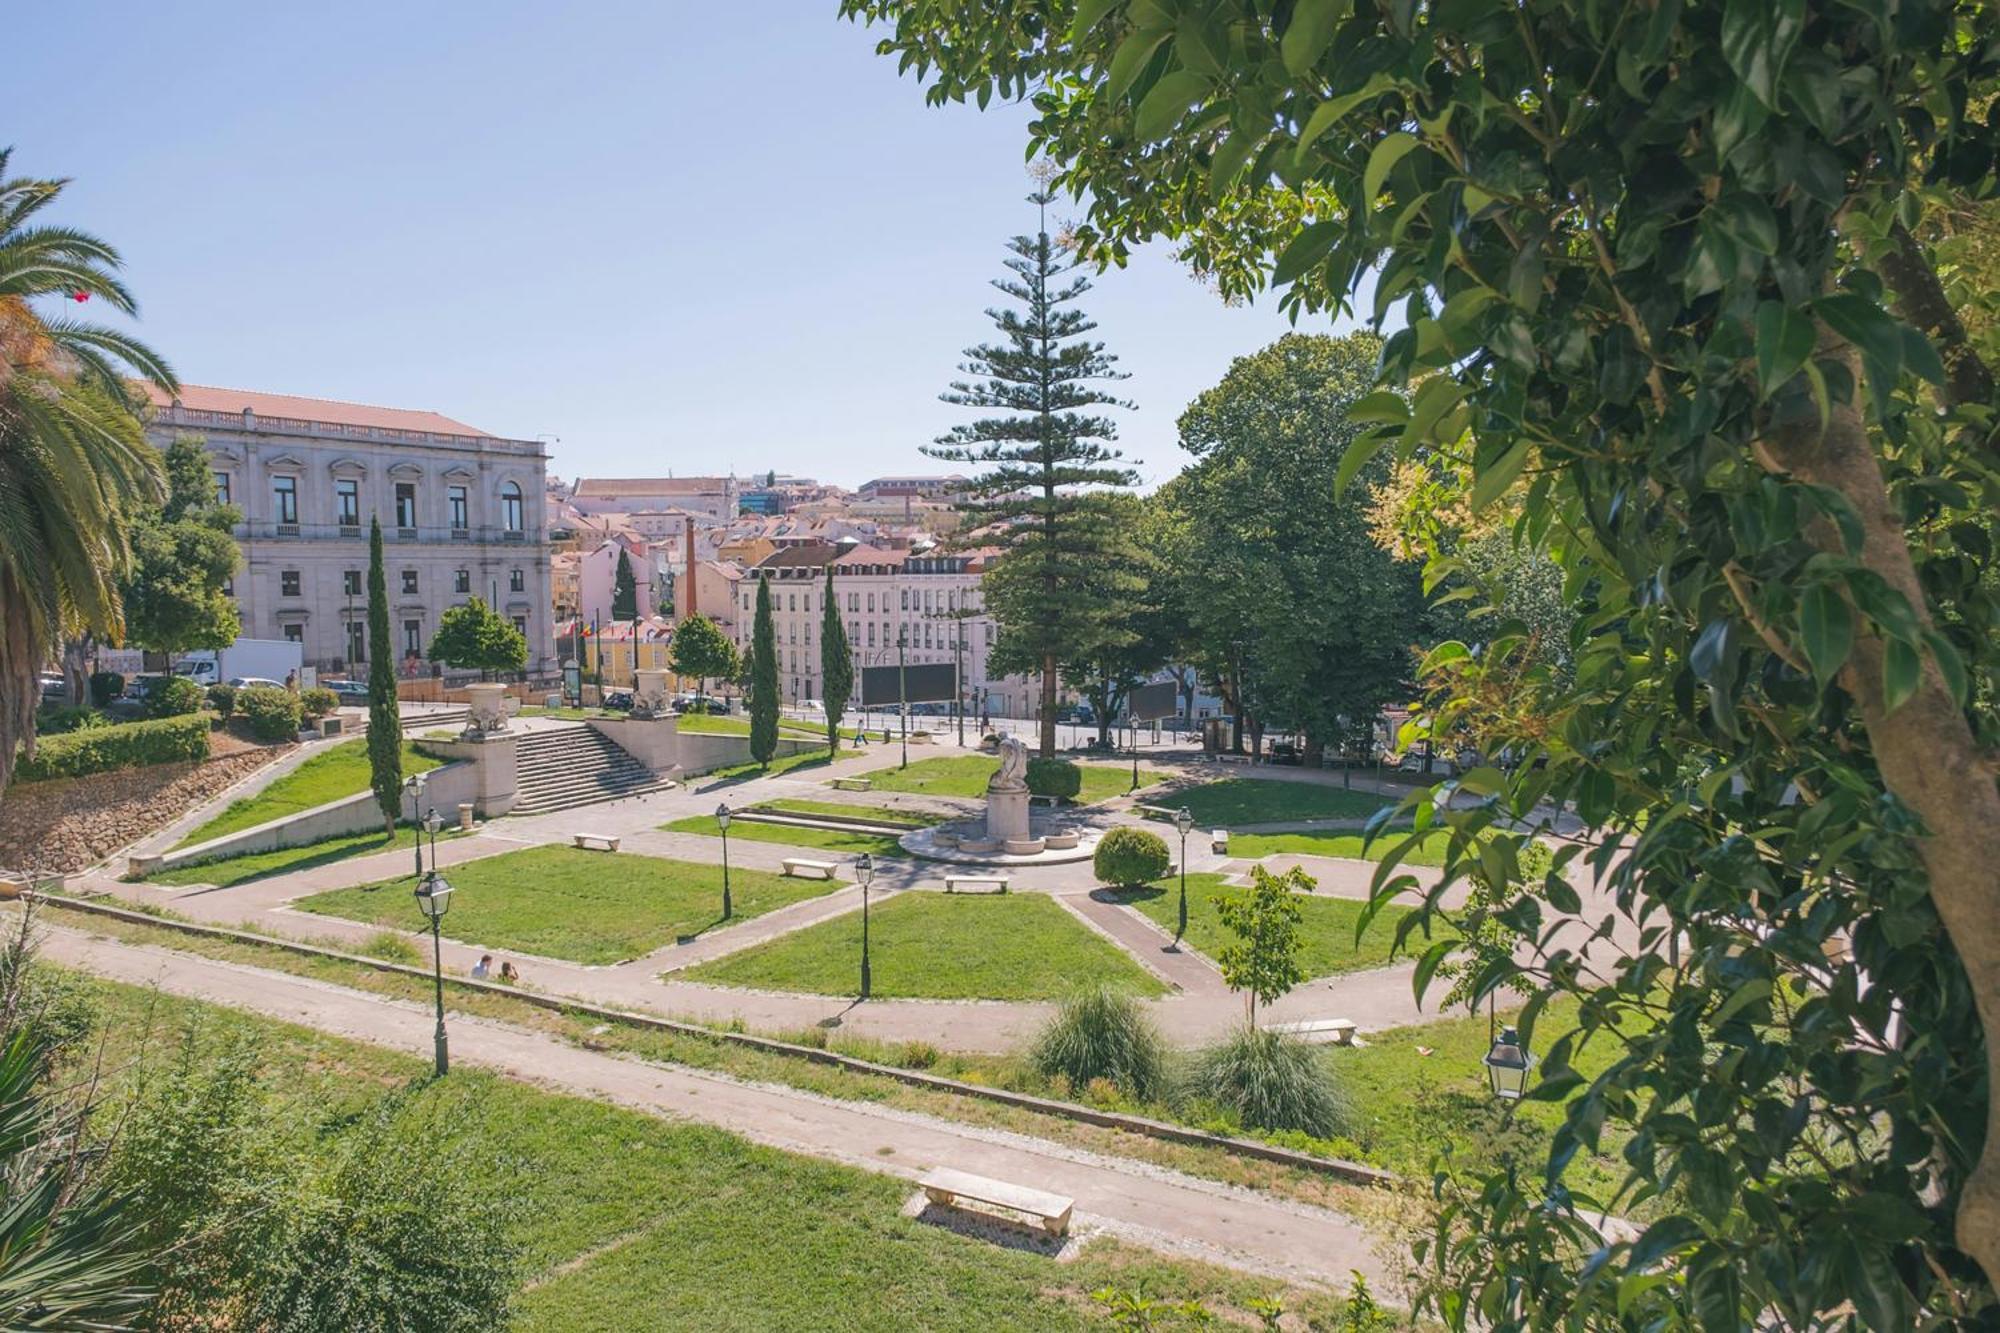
[403, 735, 513, 818]
[0, 748, 288, 875]
[585, 718, 815, 779]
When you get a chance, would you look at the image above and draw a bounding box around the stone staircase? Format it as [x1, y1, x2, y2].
[512, 725, 673, 816]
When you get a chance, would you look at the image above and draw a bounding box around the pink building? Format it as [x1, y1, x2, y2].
[578, 535, 657, 626]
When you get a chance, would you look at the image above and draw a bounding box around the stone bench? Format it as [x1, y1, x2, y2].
[781, 858, 837, 880]
[1263, 1017, 1358, 1046]
[918, 1167, 1073, 1236]
[572, 834, 621, 853]
[830, 777, 874, 792]
[944, 875, 1009, 894]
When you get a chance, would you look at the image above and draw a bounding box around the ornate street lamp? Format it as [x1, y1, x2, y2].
[1484, 1025, 1534, 1101]
[1172, 807, 1194, 946]
[855, 852, 875, 1000]
[715, 802, 733, 919]
[403, 773, 427, 876]
[413, 868, 454, 1077]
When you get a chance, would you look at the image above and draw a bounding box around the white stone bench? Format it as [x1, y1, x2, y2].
[919, 1167, 1073, 1236]
[944, 875, 1009, 894]
[1263, 1017, 1358, 1046]
[1211, 829, 1229, 854]
[572, 834, 621, 852]
[781, 857, 837, 879]
[830, 777, 873, 791]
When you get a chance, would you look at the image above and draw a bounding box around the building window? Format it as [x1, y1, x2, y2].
[867, 592, 875, 612]
[394, 482, 417, 529]
[500, 482, 523, 532]
[900, 589, 909, 611]
[282, 624, 303, 644]
[454, 569, 470, 595]
[214, 472, 231, 506]
[788, 594, 796, 612]
[336, 478, 359, 526]
[402, 619, 422, 657]
[273, 476, 297, 525]
[402, 570, 419, 595]
[512, 616, 527, 636]
[346, 620, 365, 663]
[343, 569, 361, 597]
[510, 568, 525, 593]
[448, 485, 468, 530]
[280, 570, 301, 598]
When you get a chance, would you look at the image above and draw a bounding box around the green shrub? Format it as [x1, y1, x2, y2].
[1026, 757, 1082, 800]
[299, 687, 338, 719]
[1093, 825, 1171, 888]
[15, 712, 210, 782]
[357, 932, 422, 967]
[88, 671, 124, 708]
[1030, 984, 1166, 1101]
[1181, 1027, 1350, 1138]
[236, 686, 303, 741]
[206, 682, 237, 717]
[37, 705, 109, 735]
[148, 675, 206, 718]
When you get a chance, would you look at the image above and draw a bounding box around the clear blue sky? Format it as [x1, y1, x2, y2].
[14, 4, 1363, 488]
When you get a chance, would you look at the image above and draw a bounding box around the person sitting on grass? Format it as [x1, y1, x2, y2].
[471, 954, 492, 980]
[498, 960, 520, 985]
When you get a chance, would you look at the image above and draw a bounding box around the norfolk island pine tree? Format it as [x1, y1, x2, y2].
[366, 516, 401, 836]
[748, 574, 778, 768]
[820, 564, 853, 756]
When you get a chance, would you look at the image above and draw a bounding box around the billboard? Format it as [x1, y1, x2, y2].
[1127, 680, 1180, 721]
[860, 662, 958, 708]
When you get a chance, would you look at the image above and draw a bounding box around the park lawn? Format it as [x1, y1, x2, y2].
[295, 846, 836, 964]
[706, 748, 837, 783]
[172, 738, 443, 849]
[662, 812, 907, 858]
[679, 713, 860, 742]
[848, 756, 1165, 804]
[145, 827, 465, 888]
[1114, 874, 1448, 980]
[686, 892, 1168, 1001]
[1148, 777, 1391, 828]
[755, 798, 944, 827]
[62, 974, 1348, 1331]
[1226, 827, 1450, 865]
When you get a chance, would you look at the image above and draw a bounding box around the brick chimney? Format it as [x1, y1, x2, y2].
[683, 523, 698, 619]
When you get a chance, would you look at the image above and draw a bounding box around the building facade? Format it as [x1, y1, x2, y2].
[144, 385, 555, 677]
[570, 476, 740, 521]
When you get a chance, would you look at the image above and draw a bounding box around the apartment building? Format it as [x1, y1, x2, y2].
[570, 475, 740, 522]
[144, 384, 554, 675]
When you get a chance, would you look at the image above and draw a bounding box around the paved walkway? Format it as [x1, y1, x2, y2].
[37, 925, 1399, 1294]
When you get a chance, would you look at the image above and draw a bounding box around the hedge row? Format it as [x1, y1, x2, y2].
[15, 712, 212, 783]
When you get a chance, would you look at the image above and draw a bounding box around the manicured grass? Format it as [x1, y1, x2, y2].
[705, 748, 836, 783]
[755, 798, 943, 827]
[662, 812, 907, 858]
[63, 974, 1352, 1331]
[686, 892, 1168, 1000]
[848, 755, 1165, 804]
[1113, 873, 1448, 980]
[172, 738, 442, 849]
[678, 713, 861, 742]
[295, 846, 837, 964]
[146, 827, 461, 888]
[1226, 827, 1449, 864]
[1147, 777, 1391, 828]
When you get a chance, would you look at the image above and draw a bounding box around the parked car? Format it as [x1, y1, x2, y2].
[325, 679, 370, 705]
[601, 690, 634, 711]
[1268, 741, 1302, 766]
[228, 676, 286, 691]
[39, 673, 67, 702]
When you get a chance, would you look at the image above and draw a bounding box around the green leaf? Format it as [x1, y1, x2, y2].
[1333, 433, 1388, 499]
[1069, 0, 1123, 40]
[1720, 0, 1805, 108]
[1469, 439, 1530, 511]
[1209, 129, 1261, 199]
[1712, 977, 1772, 1024]
[1405, 376, 1467, 446]
[1135, 69, 1210, 139]
[1347, 388, 1409, 425]
[1883, 637, 1921, 712]
[1629, 1215, 1703, 1271]
[1816, 294, 1905, 379]
[1797, 584, 1853, 682]
[1281, 0, 1344, 75]
[1363, 131, 1420, 203]
[1901, 324, 1946, 385]
[1754, 302, 1815, 399]
[1922, 628, 1968, 706]
[1272, 218, 1341, 285]
[1107, 28, 1171, 101]
[1295, 76, 1388, 159]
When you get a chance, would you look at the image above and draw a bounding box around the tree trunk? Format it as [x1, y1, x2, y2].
[1303, 736, 1324, 767]
[1039, 654, 1057, 757]
[1765, 333, 2000, 1288]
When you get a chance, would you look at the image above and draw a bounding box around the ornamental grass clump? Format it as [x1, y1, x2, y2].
[1183, 1026, 1350, 1139]
[1030, 983, 1166, 1102]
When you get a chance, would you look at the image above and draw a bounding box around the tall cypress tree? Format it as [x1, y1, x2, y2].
[748, 574, 779, 769]
[928, 188, 1138, 757]
[819, 565, 853, 756]
[611, 547, 639, 621]
[365, 516, 402, 836]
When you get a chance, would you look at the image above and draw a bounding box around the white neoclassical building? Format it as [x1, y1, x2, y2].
[143, 385, 555, 677]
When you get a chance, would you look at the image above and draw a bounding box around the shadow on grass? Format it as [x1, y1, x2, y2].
[1091, 885, 1168, 907]
[697, 751, 838, 790]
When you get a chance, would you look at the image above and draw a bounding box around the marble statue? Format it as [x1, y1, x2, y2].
[991, 732, 1029, 791]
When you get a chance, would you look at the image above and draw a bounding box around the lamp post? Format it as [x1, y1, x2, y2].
[1484, 1024, 1534, 1101]
[855, 852, 874, 999]
[413, 859, 454, 1078]
[716, 802, 733, 919]
[402, 774, 426, 877]
[1173, 807, 1194, 946]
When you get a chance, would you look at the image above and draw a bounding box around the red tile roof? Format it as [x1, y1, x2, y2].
[144, 383, 493, 437]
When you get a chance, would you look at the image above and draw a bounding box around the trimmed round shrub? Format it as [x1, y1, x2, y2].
[1026, 757, 1082, 801]
[299, 686, 339, 719]
[206, 682, 237, 717]
[236, 685, 303, 741]
[88, 671, 125, 708]
[1030, 984, 1166, 1101]
[1093, 825, 1171, 888]
[1181, 1027, 1351, 1137]
[147, 675, 205, 718]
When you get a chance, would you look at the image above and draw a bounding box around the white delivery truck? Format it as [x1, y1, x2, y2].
[173, 637, 305, 688]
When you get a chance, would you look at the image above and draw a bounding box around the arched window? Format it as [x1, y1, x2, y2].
[500, 482, 524, 533]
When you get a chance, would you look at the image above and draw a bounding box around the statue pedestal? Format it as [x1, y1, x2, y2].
[986, 786, 1031, 843]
